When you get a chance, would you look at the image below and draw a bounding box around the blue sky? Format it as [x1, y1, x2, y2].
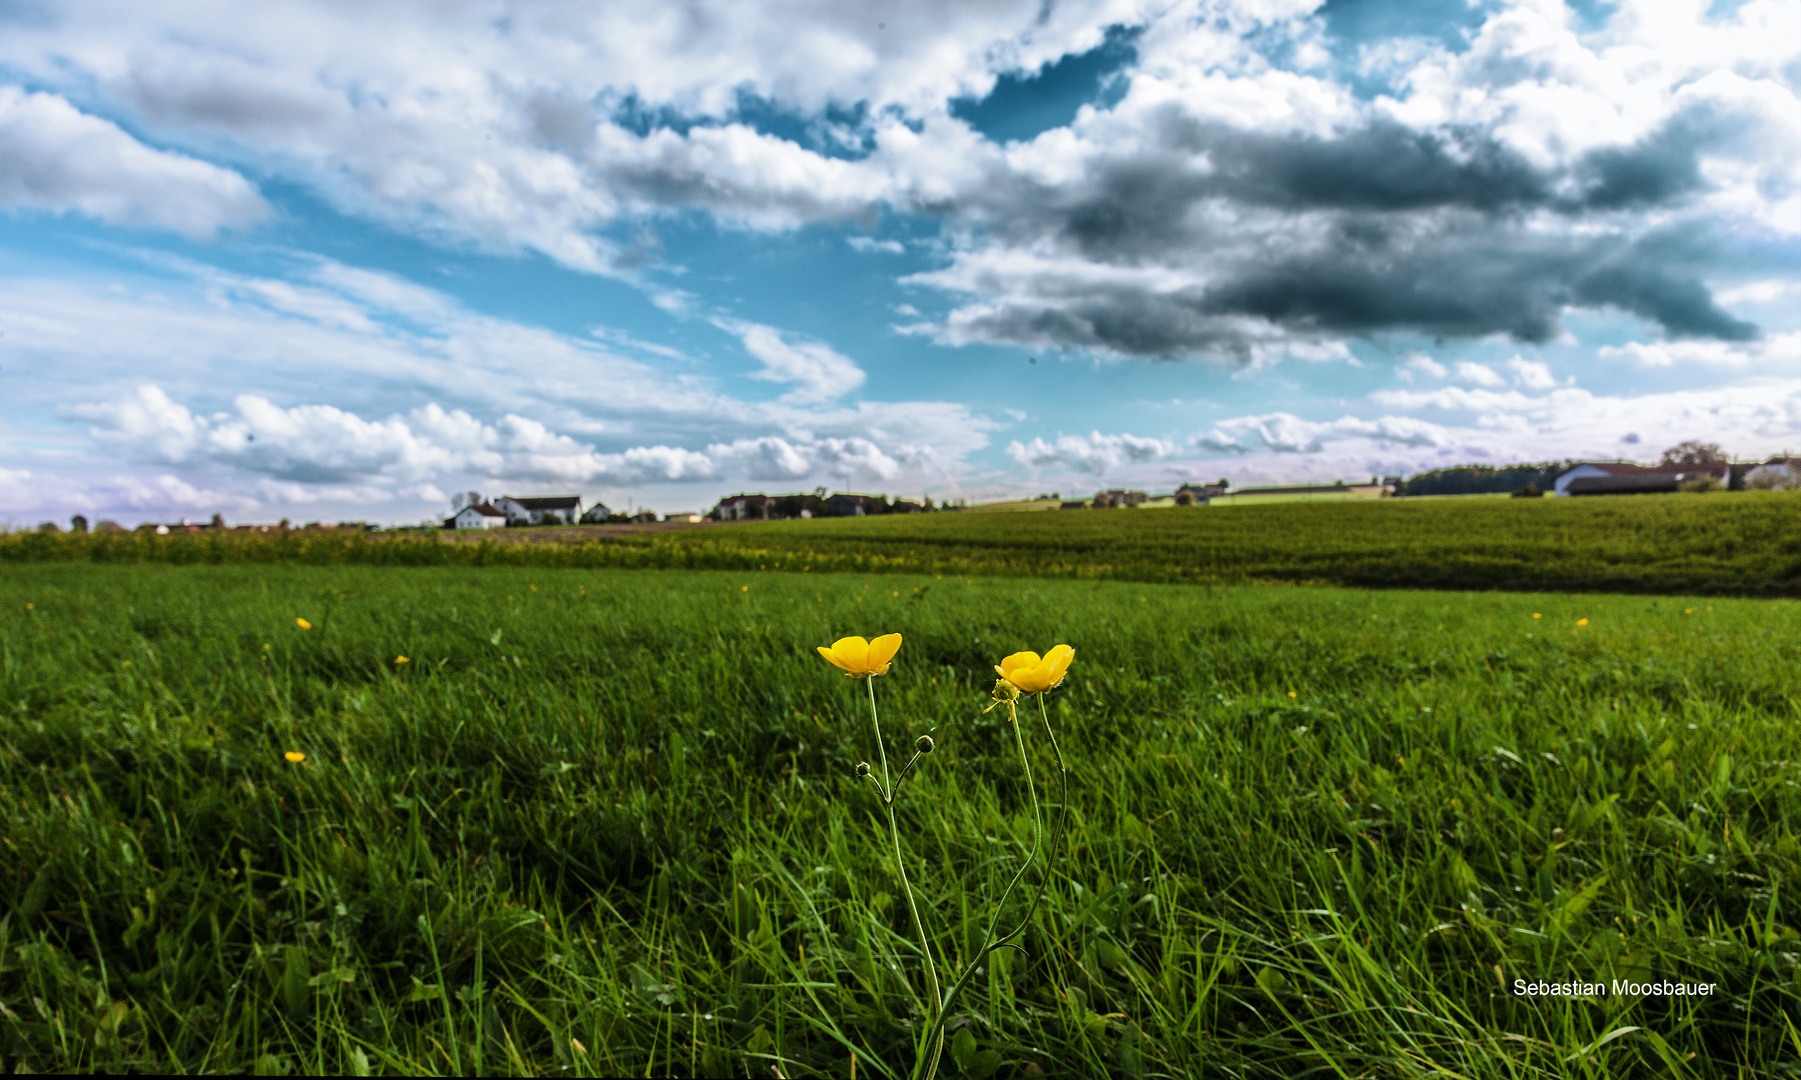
[3, 0, 1801, 525]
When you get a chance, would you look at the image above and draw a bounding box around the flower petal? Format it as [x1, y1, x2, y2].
[1011, 665, 1050, 693]
[833, 636, 870, 674]
[998, 651, 1041, 678]
[817, 645, 853, 672]
[866, 633, 902, 674]
[1045, 644, 1075, 685]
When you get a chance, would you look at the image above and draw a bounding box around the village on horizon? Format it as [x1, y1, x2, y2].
[25, 444, 1801, 536]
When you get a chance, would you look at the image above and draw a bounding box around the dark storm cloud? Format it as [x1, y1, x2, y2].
[933, 104, 1760, 357]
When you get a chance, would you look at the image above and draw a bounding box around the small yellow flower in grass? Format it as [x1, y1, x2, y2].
[285, 751, 305, 763]
[741, 586, 749, 592]
[395, 656, 409, 664]
[1288, 691, 1297, 698]
[1532, 613, 1541, 619]
[1577, 618, 1589, 627]
[817, 634, 902, 677]
[296, 617, 312, 629]
[995, 644, 1074, 694]
[1685, 608, 1694, 614]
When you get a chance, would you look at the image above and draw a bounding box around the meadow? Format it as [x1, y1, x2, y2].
[3, 563, 1800, 1077]
[9, 490, 1801, 596]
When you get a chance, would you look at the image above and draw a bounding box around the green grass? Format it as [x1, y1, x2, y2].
[10, 490, 1801, 595]
[3, 564, 1801, 1076]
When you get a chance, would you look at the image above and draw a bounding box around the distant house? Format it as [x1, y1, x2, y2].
[629, 510, 659, 524]
[1743, 456, 1801, 488]
[827, 493, 885, 516]
[1552, 462, 1729, 496]
[579, 502, 613, 524]
[1099, 489, 1148, 507]
[446, 503, 507, 529]
[890, 500, 925, 514]
[494, 495, 583, 525]
[665, 512, 704, 523]
[714, 494, 772, 520]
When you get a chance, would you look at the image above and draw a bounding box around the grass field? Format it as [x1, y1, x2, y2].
[4, 563, 1800, 1076]
[9, 490, 1801, 596]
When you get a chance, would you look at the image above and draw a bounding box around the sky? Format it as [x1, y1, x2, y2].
[3, 0, 1801, 526]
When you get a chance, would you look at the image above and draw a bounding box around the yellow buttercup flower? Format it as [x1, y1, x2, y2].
[816, 634, 902, 678]
[995, 644, 1074, 694]
[395, 656, 409, 664]
[296, 617, 312, 629]
[1577, 618, 1589, 627]
[285, 751, 305, 763]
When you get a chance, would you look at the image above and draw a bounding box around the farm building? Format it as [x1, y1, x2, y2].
[493, 495, 583, 525]
[1743, 456, 1801, 488]
[827, 493, 886, 516]
[715, 494, 772, 520]
[579, 502, 613, 524]
[445, 503, 507, 529]
[1552, 462, 1729, 496]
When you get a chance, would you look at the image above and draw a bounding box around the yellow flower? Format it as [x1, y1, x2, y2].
[1532, 613, 1541, 619]
[284, 751, 305, 763]
[395, 656, 409, 664]
[296, 617, 312, 629]
[1577, 618, 1589, 627]
[816, 634, 902, 677]
[1287, 691, 1297, 698]
[994, 644, 1075, 694]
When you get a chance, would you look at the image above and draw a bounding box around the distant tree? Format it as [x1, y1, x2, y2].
[1511, 484, 1543, 498]
[210, 513, 226, 530]
[1661, 440, 1726, 466]
[37, 521, 61, 533]
[1174, 491, 1196, 506]
[1092, 492, 1112, 508]
[1679, 474, 1724, 493]
[70, 514, 89, 533]
[452, 491, 482, 512]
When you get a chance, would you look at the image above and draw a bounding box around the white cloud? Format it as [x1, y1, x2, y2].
[1399, 354, 1448, 381]
[61, 382, 941, 498]
[1505, 355, 1559, 389]
[1595, 332, 1801, 368]
[848, 236, 905, 254]
[1007, 430, 1178, 474]
[1371, 375, 1801, 463]
[1191, 413, 1456, 455]
[1454, 361, 1506, 387]
[0, 86, 268, 238]
[718, 319, 867, 403]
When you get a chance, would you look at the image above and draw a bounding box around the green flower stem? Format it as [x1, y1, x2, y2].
[866, 675, 944, 1078]
[916, 692, 1069, 1080]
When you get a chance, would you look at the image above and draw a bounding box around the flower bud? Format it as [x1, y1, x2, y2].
[855, 761, 871, 777]
[916, 735, 935, 754]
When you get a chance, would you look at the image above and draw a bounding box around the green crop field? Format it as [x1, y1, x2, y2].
[9, 490, 1801, 596]
[3, 563, 1800, 1076]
